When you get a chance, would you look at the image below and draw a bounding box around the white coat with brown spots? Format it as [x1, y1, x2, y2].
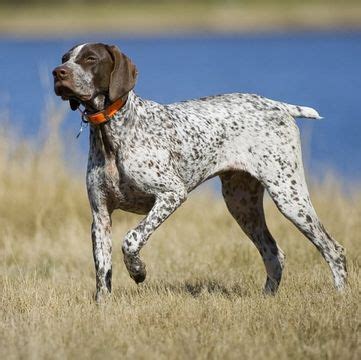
[53, 43, 347, 302]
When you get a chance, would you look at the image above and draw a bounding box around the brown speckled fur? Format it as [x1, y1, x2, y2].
[53, 43, 347, 302]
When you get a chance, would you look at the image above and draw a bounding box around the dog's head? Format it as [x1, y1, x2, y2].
[53, 43, 137, 111]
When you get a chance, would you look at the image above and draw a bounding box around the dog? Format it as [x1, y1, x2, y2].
[53, 43, 347, 302]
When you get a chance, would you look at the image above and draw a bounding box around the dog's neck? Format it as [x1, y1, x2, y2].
[83, 93, 125, 114]
[88, 91, 137, 156]
[88, 94, 107, 113]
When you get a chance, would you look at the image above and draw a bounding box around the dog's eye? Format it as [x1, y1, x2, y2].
[86, 56, 97, 63]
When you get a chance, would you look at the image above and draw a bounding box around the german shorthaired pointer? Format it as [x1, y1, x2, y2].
[53, 43, 347, 302]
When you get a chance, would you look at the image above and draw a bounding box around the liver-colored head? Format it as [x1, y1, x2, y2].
[53, 43, 137, 111]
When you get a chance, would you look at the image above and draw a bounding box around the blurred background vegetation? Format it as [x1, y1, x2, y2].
[1, 0, 360, 36]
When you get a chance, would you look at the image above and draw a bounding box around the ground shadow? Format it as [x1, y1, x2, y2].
[113, 278, 256, 300]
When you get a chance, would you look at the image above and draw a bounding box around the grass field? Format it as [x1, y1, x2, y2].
[0, 109, 360, 359]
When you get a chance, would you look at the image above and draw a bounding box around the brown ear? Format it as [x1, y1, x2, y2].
[69, 99, 79, 111]
[106, 45, 138, 102]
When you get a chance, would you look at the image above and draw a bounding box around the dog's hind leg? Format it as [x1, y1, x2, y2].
[263, 172, 347, 290]
[220, 171, 285, 294]
[258, 130, 347, 290]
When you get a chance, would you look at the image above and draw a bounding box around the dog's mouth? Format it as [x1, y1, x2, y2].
[54, 81, 92, 102]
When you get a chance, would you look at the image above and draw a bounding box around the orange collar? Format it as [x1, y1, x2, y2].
[81, 97, 126, 125]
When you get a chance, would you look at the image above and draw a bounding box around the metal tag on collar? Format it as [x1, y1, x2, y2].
[76, 120, 88, 139]
[77, 105, 88, 121]
[76, 106, 89, 139]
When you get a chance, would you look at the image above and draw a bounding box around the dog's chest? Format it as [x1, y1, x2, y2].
[87, 133, 155, 214]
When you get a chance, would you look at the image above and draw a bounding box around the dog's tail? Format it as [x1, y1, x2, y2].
[280, 103, 323, 120]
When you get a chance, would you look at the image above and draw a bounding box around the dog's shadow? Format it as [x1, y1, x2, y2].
[114, 278, 253, 300]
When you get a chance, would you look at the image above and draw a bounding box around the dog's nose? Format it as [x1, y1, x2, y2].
[52, 66, 69, 80]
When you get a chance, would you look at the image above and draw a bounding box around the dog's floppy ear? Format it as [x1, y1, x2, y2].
[106, 45, 138, 102]
[69, 99, 80, 111]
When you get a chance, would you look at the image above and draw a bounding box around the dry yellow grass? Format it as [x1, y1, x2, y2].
[0, 108, 360, 359]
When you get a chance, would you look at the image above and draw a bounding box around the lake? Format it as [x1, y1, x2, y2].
[0, 32, 360, 183]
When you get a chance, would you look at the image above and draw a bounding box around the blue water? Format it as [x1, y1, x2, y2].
[0, 32, 360, 182]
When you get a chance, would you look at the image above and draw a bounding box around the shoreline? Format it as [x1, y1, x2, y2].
[1, 3, 361, 37]
[1, 29, 361, 42]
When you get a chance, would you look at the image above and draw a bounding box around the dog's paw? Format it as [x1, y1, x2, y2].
[124, 254, 147, 284]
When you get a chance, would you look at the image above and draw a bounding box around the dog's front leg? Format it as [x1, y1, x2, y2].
[122, 190, 186, 283]
[91, 210, 112, 303]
